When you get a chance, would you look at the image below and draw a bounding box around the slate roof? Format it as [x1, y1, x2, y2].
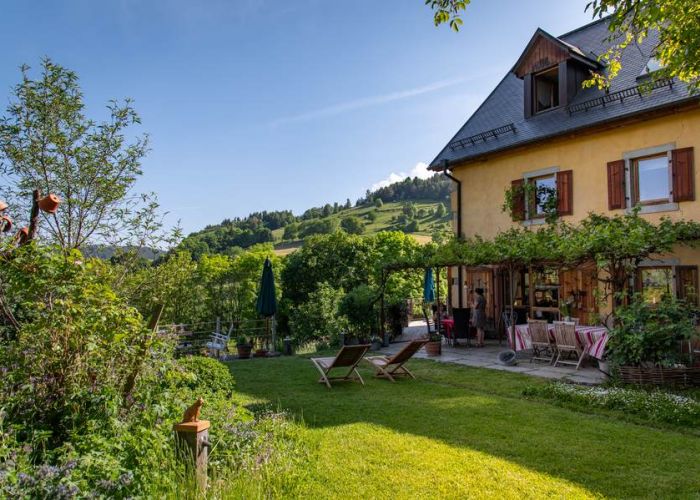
[429, 17, 698, 169]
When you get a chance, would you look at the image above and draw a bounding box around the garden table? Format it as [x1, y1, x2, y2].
[511, 323, 609, 360]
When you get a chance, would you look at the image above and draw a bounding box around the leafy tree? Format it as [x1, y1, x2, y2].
[425, 0, 471, 31]
[0, 59, 149, 249]
[297, 218, 338, 238]
[366, 210, 378, 222]
[586, 0, 700, 92]
[345, 198, 352, 209]
[340, 216, 366, 235]
[322, 203, 333, 217]
[374, 198, 384, 208]
[288, 283, 347, 344]
[436, 203, 447, 218]
[283, 223, 300, 240]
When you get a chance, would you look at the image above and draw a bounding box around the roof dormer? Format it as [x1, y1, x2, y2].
[513, 29, 601, 118]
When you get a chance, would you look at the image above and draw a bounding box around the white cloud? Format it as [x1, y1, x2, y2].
[370, 162, 432, 191]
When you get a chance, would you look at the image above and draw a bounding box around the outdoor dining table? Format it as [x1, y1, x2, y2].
[441, 318, 454, 340]
[511, 323, 609, 359]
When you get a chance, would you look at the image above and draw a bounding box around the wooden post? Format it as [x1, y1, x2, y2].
[26, 189, 41, 243]
[174, 420, 210, 491]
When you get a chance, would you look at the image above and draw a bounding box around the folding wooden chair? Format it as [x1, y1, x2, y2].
[310, 344, 370, 389]
[364, 339, 429, 382]
[528, 319, 555, 364]
[552, 321, 586, 370]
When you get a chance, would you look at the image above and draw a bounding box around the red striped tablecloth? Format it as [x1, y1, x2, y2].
[510, 323, 609, 360]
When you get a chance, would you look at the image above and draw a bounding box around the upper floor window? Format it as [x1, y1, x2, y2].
[631, 154, 670, 206]
[534, 67, 559, 113]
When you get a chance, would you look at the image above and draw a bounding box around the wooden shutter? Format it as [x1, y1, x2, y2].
[556, 170, 573, 216]
[671, 147, 694, 202]
[607, 160, 626, 210]
[511, 179, 525, 221]
[676, 265, 698, 305]
[523, 74, 533, 119]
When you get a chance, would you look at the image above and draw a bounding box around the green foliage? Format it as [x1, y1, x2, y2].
[425, 0, 471, 31]
[340, 216, 366, 235]
[374, 198, 383, 208]
[283, 223, 300, 240]
[607, 296, 697, 367]
[586, 0, 700, 92]
[502, 181, 558, 224]
[339, 284, 378, 336]
[170, 356, 235, 394]
[523, 382, 700, 427]
[0, 59, 151, 249]
[436, 203, 447, 218]
[0, 244, 150, 443]
[297, 218, 338, 238]
[288, 283, 347, 344]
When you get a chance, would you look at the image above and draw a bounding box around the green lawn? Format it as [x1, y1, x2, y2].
[229, 356, 700, 499]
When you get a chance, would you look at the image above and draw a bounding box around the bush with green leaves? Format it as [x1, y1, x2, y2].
[289, 283, 347, 345]
[340, 216, 366, 235]
[339, 285, 378, 337]
[523, 382, 700, 428]
[606, 296, 697, 367]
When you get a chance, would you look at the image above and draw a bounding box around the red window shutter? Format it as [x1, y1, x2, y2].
[607, 160, 626, 210]
[511, 179, 525, 221]
[672, 147, 694, 202]
[676, 265, 698, 305]
[556, 170, 573, 216]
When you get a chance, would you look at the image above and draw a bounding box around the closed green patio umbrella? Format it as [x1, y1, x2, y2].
[423, 268, 435, 303]
[256, 258, 277, 352]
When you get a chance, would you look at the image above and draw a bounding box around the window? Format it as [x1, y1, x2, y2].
[534, 67, 559, 113]
[637, 265, 699, 305]
[639, 267, 673, 304]
[632, 154, 670, 205]
[530, 174, 557, 217]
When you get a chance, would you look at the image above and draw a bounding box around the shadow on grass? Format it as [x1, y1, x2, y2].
[228, 356, 700, 498]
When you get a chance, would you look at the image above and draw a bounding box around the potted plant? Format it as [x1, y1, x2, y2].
[370, 335, 382, 351]
[236, 334, 252, 359]
[425, 332, 442, 356]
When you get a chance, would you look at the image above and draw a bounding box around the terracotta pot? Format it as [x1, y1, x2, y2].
[1, 216, 12, 233]
[425, 340, 442, 356]
[0, 200, 7, 212]
[17, 227, 29, 244]
[236, 344, 252, 359]
[38, 194, 60, 214]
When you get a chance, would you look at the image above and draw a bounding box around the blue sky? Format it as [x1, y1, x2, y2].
[0, 0, 593, 234]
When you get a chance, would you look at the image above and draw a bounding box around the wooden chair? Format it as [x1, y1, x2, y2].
[365, 339, 429, 382]
[552, 321, 586, 370]
[528, 319, 554, 364]
[310, 344, 370, 389]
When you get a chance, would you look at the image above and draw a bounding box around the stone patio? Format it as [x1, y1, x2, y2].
[382, 321, 607, 385]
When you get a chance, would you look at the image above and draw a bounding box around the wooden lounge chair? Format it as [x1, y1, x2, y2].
[364, 339, 428, 382]
[528, 319, 555, 364]
[310, 344, 370, 388]
[552, 321, 586, 370]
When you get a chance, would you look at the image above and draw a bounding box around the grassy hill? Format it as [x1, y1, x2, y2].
[271, 199, 450, 255]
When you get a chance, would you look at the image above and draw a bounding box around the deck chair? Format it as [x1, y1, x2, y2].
[528, 319, 554, 364]
[365, 339, 429, 382]
[552, 321, 586, 370]
[310, 344, 370, 389]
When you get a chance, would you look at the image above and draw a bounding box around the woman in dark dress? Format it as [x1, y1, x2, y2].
[471, 288, 487, 347]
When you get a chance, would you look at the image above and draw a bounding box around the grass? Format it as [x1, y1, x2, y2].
[229, 355, 700, 499]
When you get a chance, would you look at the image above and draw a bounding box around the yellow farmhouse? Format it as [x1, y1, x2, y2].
[429, 18, 700, 331]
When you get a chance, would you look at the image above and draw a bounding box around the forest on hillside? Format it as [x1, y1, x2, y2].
[177, 174, 451, 258]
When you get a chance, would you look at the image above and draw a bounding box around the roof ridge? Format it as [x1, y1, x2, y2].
[558, 14, 611, 39]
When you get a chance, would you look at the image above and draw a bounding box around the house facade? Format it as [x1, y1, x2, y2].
[429, 18, 700, 328]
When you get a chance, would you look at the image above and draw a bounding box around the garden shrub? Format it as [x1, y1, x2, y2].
[170, 355, 235, 394]
[289, 283, 347, 345]
[607, 296, 697, 367]
[339, 284, 378, 337]
[524, 382, 700, 427]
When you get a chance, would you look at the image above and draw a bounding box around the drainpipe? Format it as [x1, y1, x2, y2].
[441, 159, 464, 308]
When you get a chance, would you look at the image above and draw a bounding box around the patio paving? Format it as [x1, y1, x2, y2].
[383, 321, 607, 385]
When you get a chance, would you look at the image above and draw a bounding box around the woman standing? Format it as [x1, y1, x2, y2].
[471, 288, 487, 347]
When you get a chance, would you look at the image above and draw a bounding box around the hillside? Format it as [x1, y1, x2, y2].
[271, 199, 450, 255]
[177, 174, 452, 258]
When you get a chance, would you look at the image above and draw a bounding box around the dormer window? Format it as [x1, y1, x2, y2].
[534, 67, 559, 113]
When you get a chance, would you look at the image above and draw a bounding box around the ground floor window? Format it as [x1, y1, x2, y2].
[637, 265, 698, 305]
